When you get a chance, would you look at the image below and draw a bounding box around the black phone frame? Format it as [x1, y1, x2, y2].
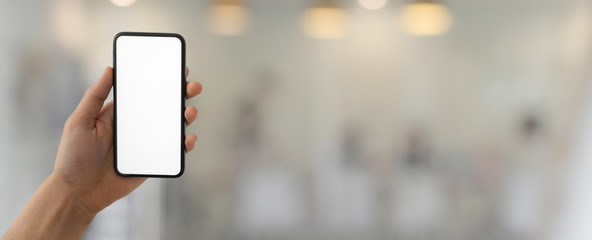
[113, 32, 186, 178]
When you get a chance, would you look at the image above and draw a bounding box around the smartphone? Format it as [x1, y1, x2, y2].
[113, 32, 186, 177]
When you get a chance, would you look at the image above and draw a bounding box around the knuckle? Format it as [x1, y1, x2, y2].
[64, 117, 75, 131]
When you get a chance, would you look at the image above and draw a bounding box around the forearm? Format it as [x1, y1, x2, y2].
[2, 173, 95, 240]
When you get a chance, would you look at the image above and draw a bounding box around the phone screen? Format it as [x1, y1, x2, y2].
[114, 33, 185, 177]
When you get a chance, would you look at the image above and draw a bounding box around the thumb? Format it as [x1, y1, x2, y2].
[71, 67, 113, 128]
[97, 101, 114, 126]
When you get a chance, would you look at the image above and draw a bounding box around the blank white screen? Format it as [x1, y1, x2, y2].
[116, 35, 182, 176]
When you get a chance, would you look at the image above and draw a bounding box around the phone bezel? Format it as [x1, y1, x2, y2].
[113, 31, 186, 178]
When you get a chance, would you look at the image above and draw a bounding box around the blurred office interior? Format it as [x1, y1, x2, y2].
[1, 0, 592, 239]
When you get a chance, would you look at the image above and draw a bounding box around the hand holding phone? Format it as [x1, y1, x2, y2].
[2, 34, 202, 240]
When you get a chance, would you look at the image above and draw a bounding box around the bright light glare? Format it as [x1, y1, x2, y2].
[302, 7, 347, 39]
[358, 0, 388, 10]
[398, 3, 453, 36]
[110, 0, 136, 7]
[208, 4, 249, 36]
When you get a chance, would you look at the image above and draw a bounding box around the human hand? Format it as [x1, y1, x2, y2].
[2, 66, 201, 240]
[53, 66, 202, 214]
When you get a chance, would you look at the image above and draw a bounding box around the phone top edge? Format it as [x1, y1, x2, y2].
[114, 32, 185, 43]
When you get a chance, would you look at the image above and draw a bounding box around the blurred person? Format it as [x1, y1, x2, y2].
[342, 126, 363, 168]
[315, 125, 376, 239]
[392, 129, 445, 240]
[499, 113, 554, 239]
[232, 70, 308, 239]
[233, 69, 277, 159]
[1, 66, 203, 240]
[460, 143, 504, 239]
[438, 148, 501, 239]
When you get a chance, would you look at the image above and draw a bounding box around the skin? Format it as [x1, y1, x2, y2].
[2, 66, 202, 240]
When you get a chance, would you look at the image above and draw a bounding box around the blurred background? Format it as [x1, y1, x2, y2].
[1, 0, 592, 239]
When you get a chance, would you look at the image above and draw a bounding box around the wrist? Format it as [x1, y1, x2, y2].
[39, 173, 96, 239]
[47, 173, 98, 217]
[3, 174, 96, 240]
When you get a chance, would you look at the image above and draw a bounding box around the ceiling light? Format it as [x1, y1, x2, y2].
[358, 0, 388, 10]
[301, 0, 347, 39]
[208, 0, 250, 36]
[398, 1, 453, 36]
[110, 0, 136, 7]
